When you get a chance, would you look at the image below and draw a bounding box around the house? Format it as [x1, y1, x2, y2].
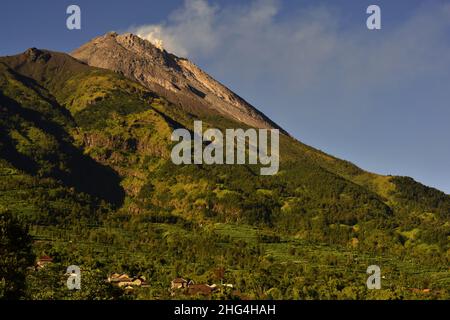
[36, 256, 53, 269]
[108, 273, 132, 284]
[108, 273, 121, 283]
[186, 284, 216, 296]
[170, 278, 220, 296]
[411, 288, 432, 294]
[108, 274, 149, 289]
[140, 277, 150, 288]
[171, 278, 189, 290]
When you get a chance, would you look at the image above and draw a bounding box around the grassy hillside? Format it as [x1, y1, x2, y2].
[0, 49, 449, 300]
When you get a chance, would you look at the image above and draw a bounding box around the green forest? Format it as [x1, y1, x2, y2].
[0, 49, 449, 300]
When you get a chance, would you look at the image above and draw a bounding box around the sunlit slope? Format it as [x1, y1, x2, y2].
[0, 49, 448, 244]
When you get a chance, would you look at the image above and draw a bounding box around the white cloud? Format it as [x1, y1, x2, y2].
[129, 0, 450, 193]
[133, 0, 219, 57]
[131, 0, 450, 97]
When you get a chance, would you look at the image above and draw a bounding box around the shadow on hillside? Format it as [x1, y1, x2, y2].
[0, 92, 125, 207]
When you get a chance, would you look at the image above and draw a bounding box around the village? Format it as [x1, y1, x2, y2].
[33, 255, 438, 298]
[34, 256, 235, 297]
[107, 274, 235, 297]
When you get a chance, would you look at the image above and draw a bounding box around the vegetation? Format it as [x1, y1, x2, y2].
[0, 209, 35, 299]
[0, 50, 448, 300]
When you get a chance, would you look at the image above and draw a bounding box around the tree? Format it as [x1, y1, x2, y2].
[0, 210, 35, 299]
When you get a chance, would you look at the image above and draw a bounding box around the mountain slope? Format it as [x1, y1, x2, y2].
[0, 48, 393, 224]
[71, 32, 283, 132]
[1, 46, 448, 231]
[0, 45, 449, 299]
[0, 60, 123, 224]
[69, 33, 424, 203]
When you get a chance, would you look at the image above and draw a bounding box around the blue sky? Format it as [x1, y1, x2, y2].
[1, 0, 449, 194]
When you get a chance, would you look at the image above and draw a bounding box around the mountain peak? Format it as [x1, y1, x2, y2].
[71, 32, 284, 131]
[106, 31, 119, 37]
[122, 32, 165, 51]
[24, 48, 51, 63]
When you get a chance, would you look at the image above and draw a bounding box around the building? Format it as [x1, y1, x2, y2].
[171, 278, 189, 290]
[36, 256, 53, 270]
[108, 274, 149, 289]
[170, 278, 220, 296]
[186, 284, 215, 296]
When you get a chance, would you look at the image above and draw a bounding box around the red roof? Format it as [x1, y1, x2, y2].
[39, 256, 53, 261]
[186, 284, 213, 296]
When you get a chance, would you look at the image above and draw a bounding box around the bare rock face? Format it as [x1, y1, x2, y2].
[71, 32, 282, 131]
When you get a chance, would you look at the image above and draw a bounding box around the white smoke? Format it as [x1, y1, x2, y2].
[132, 0, 219, 57]
[134, 24, 181, 54]
[135, 25, 165, 50]
[129, 0, 450, 194]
